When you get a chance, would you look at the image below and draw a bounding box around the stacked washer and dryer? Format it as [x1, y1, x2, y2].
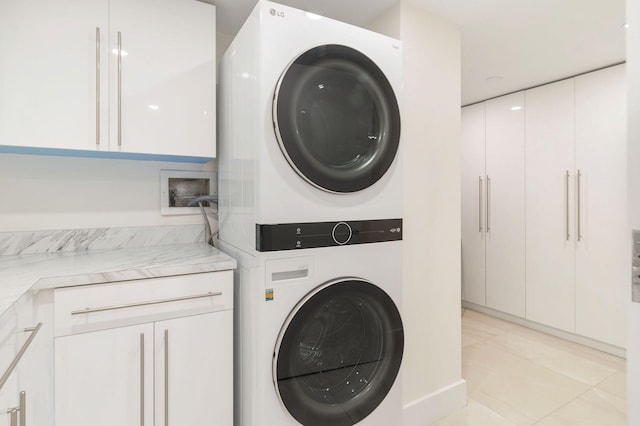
[218, 2, 404, 425]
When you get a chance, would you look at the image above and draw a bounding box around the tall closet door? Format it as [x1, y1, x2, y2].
[575, 64, 627, 347]
[485, 92, 526, 317]
[525, 80, 576, 331]
[461, 103, 486, 305]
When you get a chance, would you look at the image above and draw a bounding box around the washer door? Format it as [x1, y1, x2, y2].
[273, 45, 401, 193]
[274, 279, 403, 426]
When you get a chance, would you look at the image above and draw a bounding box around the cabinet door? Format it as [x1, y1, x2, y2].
[55, 323, 154, 426]
[485, 92, 526, 317]
[575, 65, 627, 347]
[0, 333, 19, 425]
[17, 323, 54, 426]
[0, 0, 109, 150]
[461, 103, 487, 305]
[525, 79, 576, 332]
[109, 0, 215, 157]
[154, 311, 233, 426]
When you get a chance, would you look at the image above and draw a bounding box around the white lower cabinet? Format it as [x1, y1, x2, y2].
[0, 291, 54, 426]
[55, 323, 155, 426]
[154, 312, 233, 426]
[54, 272, 233, 425]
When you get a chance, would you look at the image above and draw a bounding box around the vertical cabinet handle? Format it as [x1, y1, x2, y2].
[566, 171, 570, 241]
[479, 176, 483, 232]
[139, 333, 144, 426]
[19, 391, 25, 426]
[577, 170, 582, 241]
[486, 176, 491, 232]
[117, 31, 122, 147]
[95, 28, 101, 146]
[8, 408, 18, 426]
[5, 391, 25, 426]
[164, 329, 169, 426]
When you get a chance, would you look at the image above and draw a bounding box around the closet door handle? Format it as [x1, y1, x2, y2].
[140, 333, 144, 426]
[95, 27, 101, 146]
[577, 170, 582, 241]
[117, 31, 122, 147]
[566, 171, 570, 240]
[486, 176, 491, 232]
[479, 176, 483, 232]
[164, 329, 169, 426]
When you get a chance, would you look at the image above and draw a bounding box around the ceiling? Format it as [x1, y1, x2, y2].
[209, 0, 626, 105]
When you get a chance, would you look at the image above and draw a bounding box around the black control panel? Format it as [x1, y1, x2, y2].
[256, 219, 402, 252]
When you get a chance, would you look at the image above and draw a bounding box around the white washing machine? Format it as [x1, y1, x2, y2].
[218, 0, 403, 254]
[219, 240, 403, 426]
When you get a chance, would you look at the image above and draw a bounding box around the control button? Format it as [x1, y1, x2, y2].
[332, 222, 352, 245]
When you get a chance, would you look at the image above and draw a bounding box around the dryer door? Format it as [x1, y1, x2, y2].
[274, 279, 403, 426]
[273, 45, 401, 193]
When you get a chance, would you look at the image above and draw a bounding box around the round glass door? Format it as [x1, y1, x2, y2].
[274, 279, 404, 426]
[273, 45, 401, 193]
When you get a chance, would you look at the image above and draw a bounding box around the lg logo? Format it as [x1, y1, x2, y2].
[269, 8, 285, 17]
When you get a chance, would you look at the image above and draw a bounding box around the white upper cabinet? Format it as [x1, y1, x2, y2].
[0, 0, 109, 151]
[0, 0, 215, 159]
[109, 0, 215, 157]
[461, 103, 487, 306]
[574, 64, 627, 348]
[485, 92, 526, 318]
[525, 79, 576, 332]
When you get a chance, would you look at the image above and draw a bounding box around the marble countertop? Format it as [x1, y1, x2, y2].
[0, 242, 237, 316]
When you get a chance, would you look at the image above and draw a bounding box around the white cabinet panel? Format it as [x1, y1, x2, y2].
[55, 272, 234, 425]
[575, 64, 627, 348]
[55, 323, 155, 426]
[0, 0, 215, 159]
[485, 92, 526, 317]
[154, 311, 233, 426]
[0, 0, 109, 150]
[525, 79, 576, 332]
[461, 103, 486, 305]
[109, 0, 215, 157]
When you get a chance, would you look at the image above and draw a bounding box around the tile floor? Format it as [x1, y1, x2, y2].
[434, 309, 627, 425]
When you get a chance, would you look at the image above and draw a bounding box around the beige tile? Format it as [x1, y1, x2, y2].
[581, 388, 627, 415]
[535, 389, 626, 425]
[459, 310, 628, 426]
[461, 310, 516, 343]
[432, 399, 517, 426]
[491, 329, 617, 386]
[469, 390, 537, 426]
[595, 371, 627, 399]
[504, 325, 626, 372]
[462, 341, 591, 422]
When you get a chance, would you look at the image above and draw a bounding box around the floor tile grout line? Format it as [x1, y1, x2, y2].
[531, 384, 597, 425]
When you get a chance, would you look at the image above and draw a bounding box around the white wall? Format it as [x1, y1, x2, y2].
[627, 0, 640, 422]
[0, 154, 214, 232]
[369, 2, 465, 423]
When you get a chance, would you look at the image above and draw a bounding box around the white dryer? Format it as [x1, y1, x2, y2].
[218, 0, 402, 254]
[219, 240, 403, 426]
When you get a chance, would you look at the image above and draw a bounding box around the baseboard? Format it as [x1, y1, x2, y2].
[403, 379, 467, 426]
[462, 301, 627, 358]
